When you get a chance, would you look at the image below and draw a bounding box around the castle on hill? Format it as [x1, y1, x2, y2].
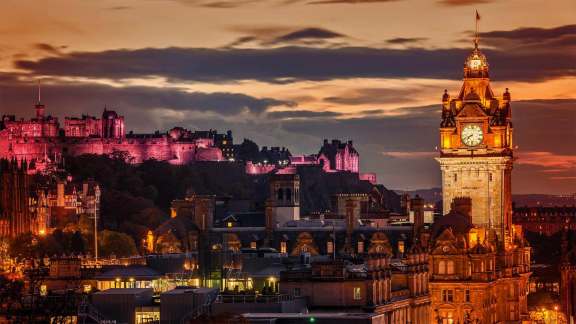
[0, 99, 373, 182]
[0, 100, 227, 168]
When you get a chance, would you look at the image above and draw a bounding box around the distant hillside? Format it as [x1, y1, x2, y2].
[65, 154, 401, 243]
[397, 188, 575, 207]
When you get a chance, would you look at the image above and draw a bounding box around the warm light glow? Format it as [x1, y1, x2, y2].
[442, 136, 451, 149]
[468, 58, 482, 69]
[38, 229, 46, 236]
[494, 134, 501, 147]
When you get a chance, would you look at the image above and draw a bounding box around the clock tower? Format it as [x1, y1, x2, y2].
[436, 38, 514, 241]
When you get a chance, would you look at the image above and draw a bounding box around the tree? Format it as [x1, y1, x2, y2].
[98, 230, 138, 257]
[69, 231, 85, 254]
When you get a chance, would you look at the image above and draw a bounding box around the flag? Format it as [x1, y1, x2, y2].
[476, 10, 481, 21]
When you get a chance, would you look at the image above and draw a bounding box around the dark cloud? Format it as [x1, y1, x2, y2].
[172, 0, 261, 8]
[226, 27, 347, 47]
[17, 23, 574, 83]
[324, 88, 418, 105]
[308, 0, 399, 4]
[386, 37, 428, 45]
[267, 110, 342, 119]
[106, 6, 132, 10]
[34, 43, 66, 55]
[0, 73, 572, 193]
[271, 28, 346, 44]
[226, 36, 259, 48]
[478, 24, 576, 50]
[437, 0, 493, 6]
[0, 74, 293, 122]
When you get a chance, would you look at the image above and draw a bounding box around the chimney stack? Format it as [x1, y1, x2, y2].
[451, 197, 472, 221]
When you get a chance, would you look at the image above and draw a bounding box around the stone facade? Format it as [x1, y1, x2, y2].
[438, 156, 513, 238]
[429, 39, 531, 323]
[436, 38, 513, 239]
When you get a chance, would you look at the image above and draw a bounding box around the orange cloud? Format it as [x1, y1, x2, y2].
[382, 151, 436, 159]
[516, 151, 576, 169]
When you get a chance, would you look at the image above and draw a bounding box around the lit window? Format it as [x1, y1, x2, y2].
[280, 241, 287, 254]
[447, 261, 455, 274]
[353, 287, 362, 300]
[327, 241, 334, 254]
[227, 222, 233, 228]
[250, 241, 257, 249]
[438, 261, 446, 274]
[357, 241, 364, 254]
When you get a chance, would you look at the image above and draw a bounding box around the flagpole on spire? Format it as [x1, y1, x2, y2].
[37, 79, 41, 104]
[475, 10, 481, 48]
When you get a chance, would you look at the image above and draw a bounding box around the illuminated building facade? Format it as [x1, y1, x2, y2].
[0, 104, 225, 167]
[290, 139, 360, 174]
[513, 206, 576, 236]
[0, 159, 33, 237]
[0, 158, 100, 238]
[429, 37, 532, 323]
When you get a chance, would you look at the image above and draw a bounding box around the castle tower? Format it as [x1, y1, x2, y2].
[35, 81, 45, 120]
[436, 32, 514, 241]
[102, 109, 125, 139]
[269, 173, 300, 226]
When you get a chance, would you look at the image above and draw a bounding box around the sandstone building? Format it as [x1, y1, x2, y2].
[429, 37, 531, 323]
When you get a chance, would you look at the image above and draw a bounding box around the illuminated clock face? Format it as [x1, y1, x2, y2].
[468, 58, 482, 69]
[461, 124, 483, 147]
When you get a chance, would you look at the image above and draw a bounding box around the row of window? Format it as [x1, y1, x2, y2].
[293, 287, 362, 300]
[441, 289, 471, 303]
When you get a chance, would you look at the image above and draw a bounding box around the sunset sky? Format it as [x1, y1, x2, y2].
[0, 0, 574, 194]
